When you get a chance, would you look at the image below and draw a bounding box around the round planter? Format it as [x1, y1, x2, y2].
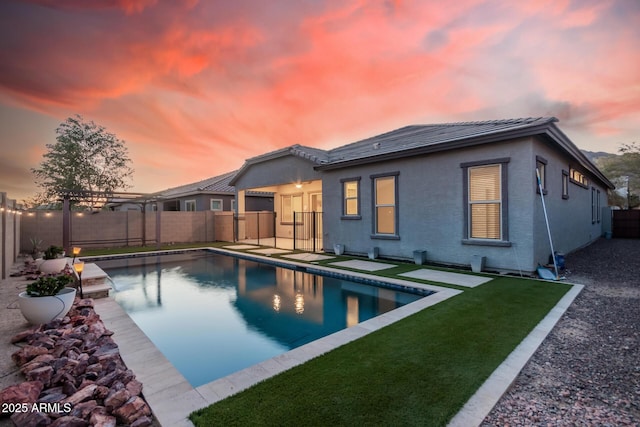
[38, 258, 69, 274]
[18, 287, 77, 325]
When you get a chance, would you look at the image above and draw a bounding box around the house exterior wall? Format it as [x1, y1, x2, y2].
[530, 137, 609, 267]
[233, 156, 323, 239]
[322, 136, 608, 273]
[232, 156, 323, 190]
[161, 194, 236, 212]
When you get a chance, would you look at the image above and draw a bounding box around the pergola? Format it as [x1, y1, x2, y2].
[58, 190, 162, 254]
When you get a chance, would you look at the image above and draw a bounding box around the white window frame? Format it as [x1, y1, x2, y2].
[210, 198, 223, 211]
[371, 172, 399, 237]
[185, 200, 196, 211]
[536, 156, 547, 194]
[468, 164, 502, 240]
[461, 157, 510, 246]
[562, 170, 570, 200]
[341, 178, 361, 218]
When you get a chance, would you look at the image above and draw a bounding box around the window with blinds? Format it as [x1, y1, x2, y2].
[468, 164, 501, 239]
[374, 176, 396, 235]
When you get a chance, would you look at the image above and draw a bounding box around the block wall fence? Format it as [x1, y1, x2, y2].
[1, 192, 21, 279]
[19, 210, 237, 253]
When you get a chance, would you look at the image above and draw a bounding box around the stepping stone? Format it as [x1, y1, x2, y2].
[248, 248, 291, 255]
[282, 253, 335, 262]
[399, 269, 492, 288]
[328, 260, 396, 272]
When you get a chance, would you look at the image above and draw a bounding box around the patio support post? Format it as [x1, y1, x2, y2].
[293, 211, 297, 250]
[141, 202, 146, 247]
[257, 211, 260, 246]
[312, 211, 316, 252]
[155, 205, 161, 250]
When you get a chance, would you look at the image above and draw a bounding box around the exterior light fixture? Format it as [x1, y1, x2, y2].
[74, 262, 85, 299]
[72, 247, 81, 264]
[295, 184, 302, 189]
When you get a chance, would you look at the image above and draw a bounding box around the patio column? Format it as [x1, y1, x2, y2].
[236, 189, 246, 241]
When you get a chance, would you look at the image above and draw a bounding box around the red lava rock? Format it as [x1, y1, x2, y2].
[63, 384, 97, 407]
[104, 388, 131, 411]
[49, 415, 89, 426]
[6, 301, 151, 426]
[75, 299, 94, 309]
[10, 410, 51, 426]
[20, 354, 55, 376]
[69, 400, 98, 419]
[26, 366, 54, 387]
[11, 326, 41, 343]
[89, 412, 116, 427]
[125, 379, 143, 397]
[114, 396, 151, 425]
[0, 381, 44, 405]
[130, 415, 154, 427]
[38, 393, 68, 404]
[94, 386, 110, 400]
[12, 345, 50, 366]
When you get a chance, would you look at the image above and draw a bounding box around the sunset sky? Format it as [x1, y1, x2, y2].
[1, 0, 638, 202]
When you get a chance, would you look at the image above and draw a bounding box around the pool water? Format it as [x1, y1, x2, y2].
[97, 251, 424, 387]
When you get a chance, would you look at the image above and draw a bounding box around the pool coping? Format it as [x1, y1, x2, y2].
[92, 247, 461, 426]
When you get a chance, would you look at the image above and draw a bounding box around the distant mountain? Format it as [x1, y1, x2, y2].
[582, 150, 617, 165]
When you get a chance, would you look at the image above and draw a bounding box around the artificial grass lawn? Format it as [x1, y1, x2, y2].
[190, 276, 571, 426]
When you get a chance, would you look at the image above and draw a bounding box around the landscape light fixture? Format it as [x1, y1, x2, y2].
[72, 247, 81, 264]
[74, 261, 85, 299]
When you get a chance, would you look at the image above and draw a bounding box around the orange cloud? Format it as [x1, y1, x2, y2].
[1, 0, 638, 201]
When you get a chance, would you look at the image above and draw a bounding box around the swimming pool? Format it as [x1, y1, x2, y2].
[97, 251, 426, 387]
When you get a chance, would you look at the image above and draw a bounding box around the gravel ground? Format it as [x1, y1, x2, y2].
[482, 238, 640, 426]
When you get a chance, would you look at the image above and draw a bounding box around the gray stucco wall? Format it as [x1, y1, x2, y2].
[530, 138, 609, 267]
[233, 155, 323, 190]
[322, 136, 609, 273]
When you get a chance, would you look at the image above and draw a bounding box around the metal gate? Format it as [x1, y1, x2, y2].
[293, 211, 323, 252]
[613, 210, 640, 238]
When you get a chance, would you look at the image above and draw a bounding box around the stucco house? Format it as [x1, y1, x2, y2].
[230, 117, 614, 273]
[107, 170, 273, 212]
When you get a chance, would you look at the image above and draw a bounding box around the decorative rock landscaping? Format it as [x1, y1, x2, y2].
[0, 298, 154, 426]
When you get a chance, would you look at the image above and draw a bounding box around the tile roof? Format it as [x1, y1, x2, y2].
[159, 171, 237, 197]
[323, 117, 557, 166]
[230, 117, 613, 189]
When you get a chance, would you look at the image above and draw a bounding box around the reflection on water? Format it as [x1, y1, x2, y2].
[98, 251, 424, 387]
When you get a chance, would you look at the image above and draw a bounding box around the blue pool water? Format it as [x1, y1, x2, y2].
[97, 251, 425, 387]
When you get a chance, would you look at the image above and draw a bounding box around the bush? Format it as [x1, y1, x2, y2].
[26, 272, 74, 297]
[43, 245, 64, 260]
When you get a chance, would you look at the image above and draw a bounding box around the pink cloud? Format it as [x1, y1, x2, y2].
[1, 0, 638, 201]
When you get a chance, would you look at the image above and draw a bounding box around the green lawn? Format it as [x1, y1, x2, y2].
[189, 274, 570, 426]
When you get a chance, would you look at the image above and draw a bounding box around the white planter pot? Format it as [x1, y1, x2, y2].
[18, 287, 76, 325]
[38, 258, 69, 274]
[470, 255, 486, 273]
